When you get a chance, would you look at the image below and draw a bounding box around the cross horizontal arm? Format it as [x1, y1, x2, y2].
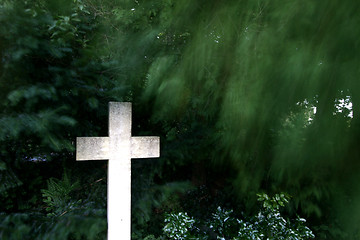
[131, 136, 160, 158]
[76, 137, 110, 160]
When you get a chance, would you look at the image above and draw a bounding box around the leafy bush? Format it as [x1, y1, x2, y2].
[162, 193, 315, 240]
[41, 171, 80, 216]
[163, 212, 195, 240]
[39, 172, 106, 240]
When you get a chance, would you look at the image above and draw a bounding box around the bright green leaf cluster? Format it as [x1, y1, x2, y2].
[163, 193, 314, 240]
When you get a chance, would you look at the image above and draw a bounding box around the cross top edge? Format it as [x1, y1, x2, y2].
[109, 102, 132, 137]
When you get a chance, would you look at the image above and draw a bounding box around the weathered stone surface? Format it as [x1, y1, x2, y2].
[76, 102, 160, 240]
[131, 136, 160, 158]
[76, 137, 109, 160]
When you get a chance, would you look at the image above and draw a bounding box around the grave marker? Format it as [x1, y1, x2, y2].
[76, 102, 160, 240]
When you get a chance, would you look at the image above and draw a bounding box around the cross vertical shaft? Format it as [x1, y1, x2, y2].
[108, 102, 132, 240]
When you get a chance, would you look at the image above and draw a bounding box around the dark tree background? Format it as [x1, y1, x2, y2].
[1, 0, 360, 239]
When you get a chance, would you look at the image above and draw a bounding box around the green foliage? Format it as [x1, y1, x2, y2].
[163, 193, 314, 240]
[0, 213, 32, 240]
[257, 192, 291, 210]
[143, 235, 163, 240]
[163, 212, 195, 240]
[1, 0, 360, 239]
[0, 0, 121, 156]
[0, 170, 106, 240]
[0, 162, 21, 193]
[101, 0, 360, 237]
[38, 213, 106, 240]
[41, 171, 80, 216]
[131, 158, 194, 240]
[0, 212, 106, 240]
[0, 2, 110, 238]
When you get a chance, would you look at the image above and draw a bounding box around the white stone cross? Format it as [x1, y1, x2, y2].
[76, 102, 160, 240]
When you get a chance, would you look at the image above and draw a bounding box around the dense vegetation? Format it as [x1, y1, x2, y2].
[0, 0, 359, 239]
